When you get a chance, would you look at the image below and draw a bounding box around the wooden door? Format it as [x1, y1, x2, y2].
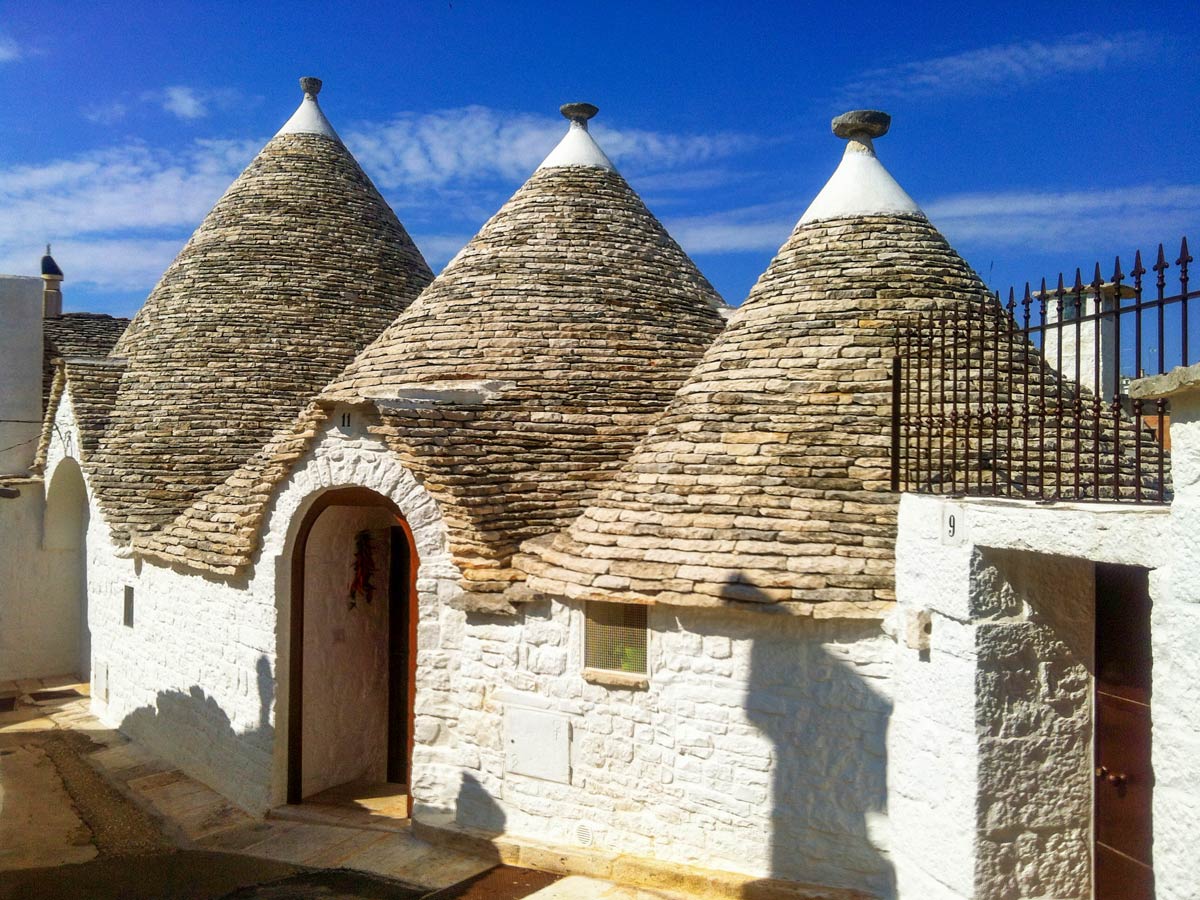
[387, 525, 416, 789]
[1094, 563, 1153, 899]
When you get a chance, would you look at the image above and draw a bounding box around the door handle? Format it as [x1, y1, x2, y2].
[1095, 766, 1128, 786]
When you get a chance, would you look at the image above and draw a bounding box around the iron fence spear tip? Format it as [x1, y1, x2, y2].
[1132, 249, 1145, 277]
[1112, 256, 1123, 283]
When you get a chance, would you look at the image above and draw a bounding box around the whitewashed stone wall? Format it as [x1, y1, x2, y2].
[0, 474, 83, 682]
[890, 495, 1169, 899]
[79, 418, 455, 814]
[1131, 372, 1200, 900]
[414, 601, 896, 896]
[0, 389, 93, 682]
[0, 483, 54, 680]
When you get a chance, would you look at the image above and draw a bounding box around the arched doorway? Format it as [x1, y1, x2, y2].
[287, 487, 417, 814]
[43, 457, 90, 680]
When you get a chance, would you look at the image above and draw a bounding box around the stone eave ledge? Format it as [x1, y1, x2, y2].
[924, 494, 1172, 515]
[1128, 361, 1200, 401]
[510, 580, 890, 620]
[60, 356, 129, 368]
[363, 379, 517, 410]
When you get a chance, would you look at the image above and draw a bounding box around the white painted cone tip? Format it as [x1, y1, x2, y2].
[537, 103, 614, 171]
[275, 77, 340, 140]
[799, 114, 923, 224]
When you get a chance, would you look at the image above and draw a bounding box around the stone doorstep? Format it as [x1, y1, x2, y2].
[268, 799, 412, 834]
[411, 813, 875, 900]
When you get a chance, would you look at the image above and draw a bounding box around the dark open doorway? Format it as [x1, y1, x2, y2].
[287, 487, 417, 815]
[1094, 562, 1154, 899]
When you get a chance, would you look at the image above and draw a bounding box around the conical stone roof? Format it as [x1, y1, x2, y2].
[319, 103, 728, 609]
[515, 111, 986, 615]
[89, 78, 433, 541]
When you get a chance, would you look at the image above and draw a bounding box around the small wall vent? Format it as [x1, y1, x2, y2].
[575, 822, 594, 847]
[123, 586, 134, 627]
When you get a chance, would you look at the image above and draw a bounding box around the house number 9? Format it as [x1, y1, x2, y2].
[940, 504, 964, 546]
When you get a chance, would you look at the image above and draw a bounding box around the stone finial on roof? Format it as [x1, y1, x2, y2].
[799, 108, 922, 224]
[276, 75, 340, 140]
[831, 109, 891, 141]
[538, 101, 614, 171]
[560, 102, 599, 127]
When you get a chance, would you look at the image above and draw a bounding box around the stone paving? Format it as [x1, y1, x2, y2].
[0, 675, 694, 899]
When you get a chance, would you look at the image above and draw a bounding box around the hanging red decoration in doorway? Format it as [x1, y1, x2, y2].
[348, 530, 375, 609]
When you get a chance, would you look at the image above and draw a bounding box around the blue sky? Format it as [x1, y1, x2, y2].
[2, 1, 1197, 318]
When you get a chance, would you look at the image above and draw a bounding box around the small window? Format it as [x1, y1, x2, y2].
[123, 586, 134, 628]
[584, 601, 647, 674]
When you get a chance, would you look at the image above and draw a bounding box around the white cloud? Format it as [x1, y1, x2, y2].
[83, 101, 129, 125]
[86, 85, 254, 125]
[843, 32, 1156, 101]
[927, 184, 1200, 249]
[0, 33, 20, 62]
[408, 232, 476, 271]
[0, 238, 184, 293]
[0, 139, 258, 289]
[663, 202, 798, 254]
[343, 106, 758, 190]
[160, 85, 207, 120]
[651, 184, 1200, 270]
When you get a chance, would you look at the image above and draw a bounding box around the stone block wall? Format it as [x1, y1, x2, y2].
[413, 599, 896, 896]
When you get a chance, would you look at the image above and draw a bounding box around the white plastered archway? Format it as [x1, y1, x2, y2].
[42, 454, 91, 679]
[259, 429, 463, 808]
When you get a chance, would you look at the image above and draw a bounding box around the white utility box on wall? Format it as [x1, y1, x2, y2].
[504, 705, 571, 784]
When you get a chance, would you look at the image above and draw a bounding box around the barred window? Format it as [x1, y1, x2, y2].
[584, 601, 647, 674]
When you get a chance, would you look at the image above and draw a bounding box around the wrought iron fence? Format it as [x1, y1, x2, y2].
[891, 238, 1193, 504]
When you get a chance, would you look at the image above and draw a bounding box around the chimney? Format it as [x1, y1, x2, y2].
[41, 244, 63, 317]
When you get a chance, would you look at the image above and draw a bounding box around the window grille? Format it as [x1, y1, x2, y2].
[584, 601, 647, 674]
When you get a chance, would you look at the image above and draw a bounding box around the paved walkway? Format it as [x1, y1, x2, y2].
[0, 675, 690, 899]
